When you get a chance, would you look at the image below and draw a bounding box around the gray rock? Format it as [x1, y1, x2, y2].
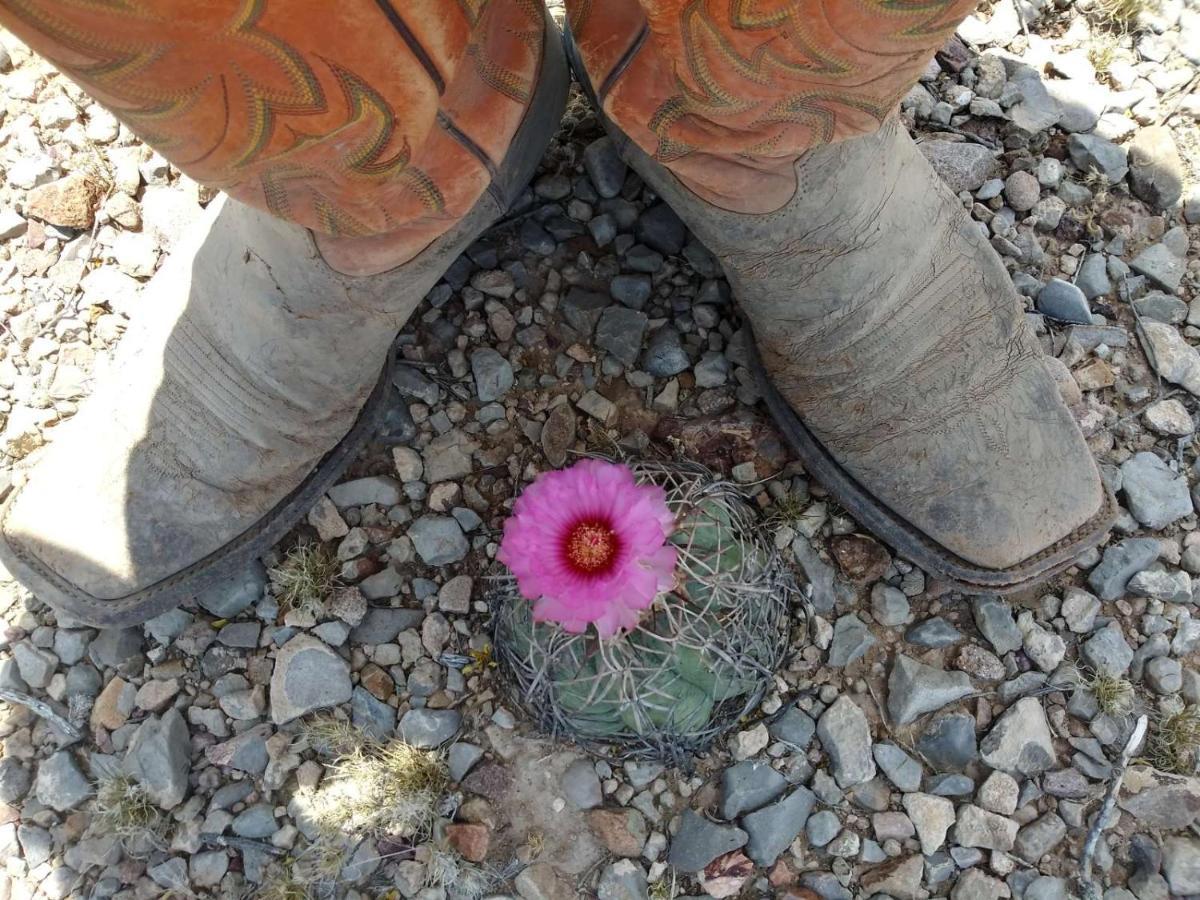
[1131, 242, 1187, 293]
[597, 859, 648, 900]
[721, 760, 787, 818]
[1081, 626, 1134, 677]
[327, 475, 402, 507]
[148, 858, 189, 893]
[817, 696, 876, 787]
[1014, 812, 1067, 861]
[693, 351, 729, 388]
[637, 204, 687, 256]
[561, 287, 611, 335]
[1007, 67, 1061, 134]
[743, 786, 815, 865]
[917, 714, 978, 772]
[0, 758, 31, 804]
[956, 805, 1018, 851]
[398, 708, 461, 748]
[1026, 876, 1069, 900]
[12, 642, 56, 689]
[350, 687, 396, 740]
[642, 325, 690, 377]
[349, 607, 424, 644]
[205, 726, 272, 775]
[1127, 568, 1191, 603]
[217, 621, 261, 648]
[392, 366, 440, 405]
[407, 516, 468, 565]
[972, 596, 1022, 654]
[1134, 291, 1189, 324]
[1145, 657, 1182, 694]
[1004, 171, 1040, 212]
[562, 758, 602, 810]
[144, 610, 192, 646]
[196, 562, 267, 617]
[1128, 125, 1185, 210]
[888, 655, 973, 726]
[768, 707, 815, 749]
[873, 742, 923, 792]
[610, 274, 652, 310]
[1062, 587, 1101, 633]
[903, 792, 956, 855]
[919, 141, 999, 192]
[123, 709, 191, 808]
[89, 627, 143, 670]
[190, 851, 230, 889]
[666, 809, 747, 873]
[806, 809, 841, 847]
[871, 583, 911, 626]
[471, 348, 514, 402]
[270, 635, 352, 724]
[980, 697, 1056, 775]
[1068, 133, 1129, 183]
[1036, 278, 1091, 324]
[583, 137, 627, 199]
[905, 617, 964, 648]
[35, 752, 91, 812]
[1076, 254, 1112, 299]
[447, 742, 484, 782]
[828, 614, 876, 666]
[1163, 836, 1200, 895]
[1088, 538, 1161, 600]
[233, 803, 277, 838]
[595, 306, 649, 366]
[1121, 452, 1192, 528]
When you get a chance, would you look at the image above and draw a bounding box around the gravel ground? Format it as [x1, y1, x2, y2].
[1, 2, 1200, 899]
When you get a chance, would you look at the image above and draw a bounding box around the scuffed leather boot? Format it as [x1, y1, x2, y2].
[0, 21, 568, 627]
[570, 43, 1114, 593]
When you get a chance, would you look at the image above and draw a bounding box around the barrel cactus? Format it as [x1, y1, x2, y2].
[493, 460, 795, 761]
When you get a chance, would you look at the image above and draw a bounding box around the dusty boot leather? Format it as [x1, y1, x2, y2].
[604, 116, 1115, 592]
[0, 23, 568, 627]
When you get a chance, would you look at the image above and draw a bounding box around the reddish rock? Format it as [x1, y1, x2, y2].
[586, 808, 647, 858]
[26, 173, 104, 229]
[461, 763, 512, 802]
[652, 410, 787, 477]
[829, 534, 891, 584]
[446, 823, 490, 862]
[701, 850, 755, 899]
[769, 859, 796, 888]
[91, 677, 135, 732]
[358, 663, 394, 700]
[514, 862, 576, 900]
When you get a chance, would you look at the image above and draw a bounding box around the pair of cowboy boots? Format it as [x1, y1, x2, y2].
[0, 7, 1112, 626]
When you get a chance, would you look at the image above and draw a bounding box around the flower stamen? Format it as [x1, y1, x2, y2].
[565, 520, 618, 574]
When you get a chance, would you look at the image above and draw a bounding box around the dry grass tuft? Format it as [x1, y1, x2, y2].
[426, 848, 490, 900]
[1145, 705, 1200, 774]
[93, 775, 164, 854]
[1091, 0, 1155, 27]
[298, 715, 373, 758]
[1085, 670, 1136, 718]
[1087, 28, 1124, 76]
[305, 741, 447, 840]
[254, 865, 311, 900]
[269, 543, 340, 617]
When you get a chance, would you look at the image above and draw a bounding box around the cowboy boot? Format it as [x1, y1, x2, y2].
[567, 37, 1114, 594]
[0, 14, 568, 627]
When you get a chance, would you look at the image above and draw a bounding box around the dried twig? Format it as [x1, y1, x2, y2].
[0, 687, 83, 741]
[1079, 714, 1149, 900]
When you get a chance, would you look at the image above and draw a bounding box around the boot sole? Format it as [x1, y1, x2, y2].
[747, 330, 1118, 594]
[0, 11, 570, 628]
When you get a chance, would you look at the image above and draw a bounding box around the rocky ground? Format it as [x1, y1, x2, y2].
[1, 1, 1200, 899]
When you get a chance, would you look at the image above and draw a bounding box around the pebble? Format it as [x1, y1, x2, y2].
[35, 752, 92, 812]
[1036, 278, 1091, 324]
[828, 614, 876, 666]
[123, 709, 191, 808]
[979, 697, 1057, 776]
[887, 655, 973, 726]
[408, 515, 469, 565]
[398, 708, 461, 748]
[873, 743, 924, 792]
[666, 809, 747, 873]
[1121, 452, 1193, 528]
[721, 760, 787, 818]
[269, 634, 352, 724]
[816, 696, 876, 787]
[1088, 538, 1161, 601]
[743, 786, 816, 865]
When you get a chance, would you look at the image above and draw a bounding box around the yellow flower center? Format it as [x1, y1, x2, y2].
[565, 520, 618, 573]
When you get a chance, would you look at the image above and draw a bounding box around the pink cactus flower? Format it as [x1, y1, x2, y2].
[498, 460, 678, 637]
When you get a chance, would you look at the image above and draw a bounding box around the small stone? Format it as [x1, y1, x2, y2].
[871, 583, 911, 626]
[1139, 321, 1200, 392]
[817, 696, 876, 787]
[26, 172, 104, 228]
[584, 137, 627, 199]
[328, 475, 402, 507]
[123, 709, 191, 808]
[887, 655, 973, 726]
[0, 759, 31, 804]
[919, 141, 999, 192]
[744, 787, 816, 866]
[597, 859, 648, 900]
[972, 596, 1022, 654]
[398, 708, 461, 748]
[1163, 836, 1200, 895]
[577, 390, 618, 425]
[1145, 657, 1183, 694]
[873, 743, 923, 792]
[448, 743, 484, 782]
[955, 805, 1018, 851]
[562, 759, 602, 810]
[446, 823, 490, 863]
[1068, 132, 1129, 183]
[1081, 626, 1134, 677]
[1014, 812, 1066, 862]
[978, 771, 1019, 816]
[1018, 613, 1066, 673]
[905, 617, 964, 648]
[233, 803, 277, 838]
[588, 808, 647, 857]
[1120, 452, 1192, 528]
[1061, 587, 1100, 633]
[1004, 171, 1040, 211]
[828, 614, 876, 666]
[917, 713, 978, 772]
[902, 792, 955, 855]
[1088, 538, 1161, 600]
[408, 516, 469, 565]
[471, 348, 514, 402]
[767, 708, 815, 749]
[732, 723, 770, 760]
[270, 635, 352, 724]
[806, 809, 841, 847]
[541, 401, 577, 468]
[721, 761, 787, 818]
[1036, 278, 1091, 324]
[666, 809, 747, 873]
[196, 563, 266, 617]
[642, 326, 691, 377]
[148, 858, 190, 893]
[35, 752, 92, 812]
[979, 697, 1057, 776]
[1127, 568, 1192, 603]
[438, 575, 473, 614]
[1128, 125, 1185, 209]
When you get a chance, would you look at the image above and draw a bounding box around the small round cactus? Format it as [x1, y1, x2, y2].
[493, 460, 796, 761]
